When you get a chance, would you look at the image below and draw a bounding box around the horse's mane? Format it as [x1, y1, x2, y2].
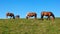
[50, 12, 55, 19]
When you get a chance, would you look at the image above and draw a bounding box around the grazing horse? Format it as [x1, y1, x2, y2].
[15, 15, 20, 19]
[6, 12, 15, 19]
[26, 12, 37, 19]
[41, 11, 55, 20]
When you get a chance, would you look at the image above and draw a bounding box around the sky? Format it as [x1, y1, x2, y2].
[0, 0, 60, 18]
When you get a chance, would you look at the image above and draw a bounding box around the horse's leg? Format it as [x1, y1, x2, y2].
[13, 16, 15, 19]
[26, 16, 29, 19]
[41, 15, 43, 20]
[47, 16, 50, 20]
[28, 16, 30, 19]
[35, 15, 37, 19]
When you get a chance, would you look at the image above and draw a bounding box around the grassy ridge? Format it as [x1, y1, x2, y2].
[0, 18, 60, 34]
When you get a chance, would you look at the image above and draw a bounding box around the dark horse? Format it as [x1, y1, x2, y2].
[26, 12, 37, 19]
[15, 15, 20, 19]
[6, 12, 15, 19]
[41, 11, 55, 20]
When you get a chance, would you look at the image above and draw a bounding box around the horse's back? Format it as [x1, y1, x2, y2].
[6, 12, 14, 16]
[27, 12, 36, 15]
[41, 11, 52, 16]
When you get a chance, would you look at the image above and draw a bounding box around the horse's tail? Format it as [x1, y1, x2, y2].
[50, 12, 55, 19]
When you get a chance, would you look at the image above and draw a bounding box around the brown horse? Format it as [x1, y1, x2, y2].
[41, 11, 55, 20]
[6, 12, 15, 19]
[26, 12, 37, 19]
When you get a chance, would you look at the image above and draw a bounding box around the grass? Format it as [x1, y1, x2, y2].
[0, 18, 60, 34]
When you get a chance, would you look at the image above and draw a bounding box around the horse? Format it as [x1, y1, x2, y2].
[41, 11, 55, 20]
[15, 15, 20, 19]
[26, 12, 37, 19]
[6, 12, 15, 19]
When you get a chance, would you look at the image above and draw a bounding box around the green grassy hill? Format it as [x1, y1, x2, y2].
[0, 18, 60, 34]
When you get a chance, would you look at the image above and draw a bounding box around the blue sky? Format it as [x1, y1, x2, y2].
[0, 0, 60, 18]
